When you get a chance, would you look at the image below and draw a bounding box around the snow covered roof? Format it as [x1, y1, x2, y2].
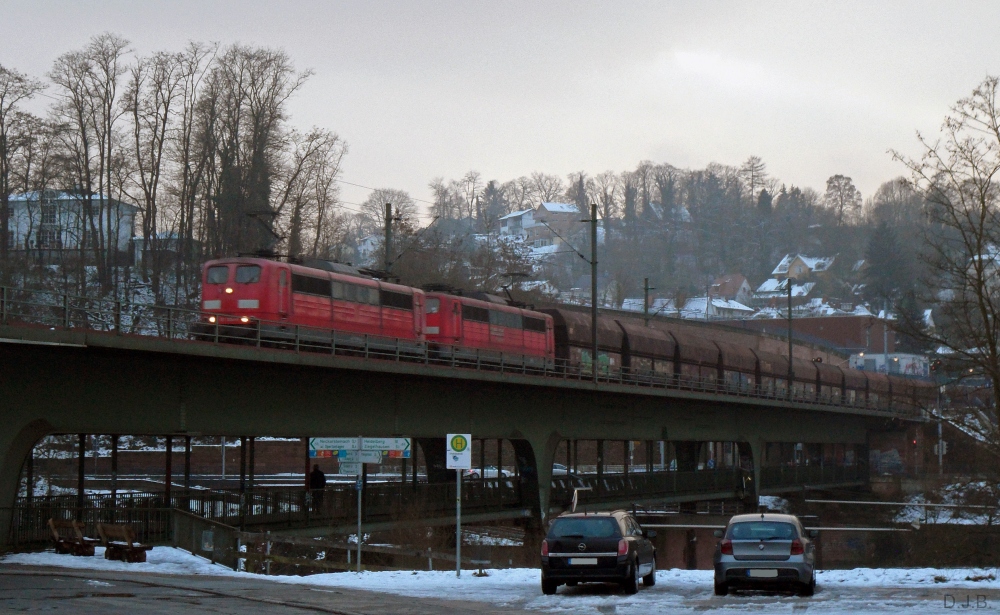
[755, 278, 816, 297]
[771, 254, 836, 276]
[538, 202, 579, 214]
[9, 190, 138, 210]
[499, 209, 533, 221]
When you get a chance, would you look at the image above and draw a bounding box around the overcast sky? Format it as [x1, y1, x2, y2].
[3, 1, 999, 217]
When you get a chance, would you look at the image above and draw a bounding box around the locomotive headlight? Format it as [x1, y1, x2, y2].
[225, 287, 234, 294]
[240, 316, 250, 323]
[208, 316, 216, 323]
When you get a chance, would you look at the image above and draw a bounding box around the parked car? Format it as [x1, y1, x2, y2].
[465, 466, 513, 479]
[552, 463, 570, 475]
[540, 510, 656, 595]
[713, 513, 817, 596]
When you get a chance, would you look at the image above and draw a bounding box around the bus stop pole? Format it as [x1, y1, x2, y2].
[456, 469, 461, 577]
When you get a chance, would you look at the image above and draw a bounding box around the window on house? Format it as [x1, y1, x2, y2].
[37, 229, 58, 248]
[41, 205, 56, 225]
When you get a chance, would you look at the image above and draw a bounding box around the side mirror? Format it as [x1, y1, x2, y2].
[808, 530, 819, 538]
[645, 530, 657, 539]
[713, 529, 724, 538]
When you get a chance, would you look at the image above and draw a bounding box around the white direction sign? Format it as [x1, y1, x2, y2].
[338, 450, 382, 464]
[310, 437, 359, 451]
[339, 462, 362, 475]
[446, 434, 472, 470]
[360, 438, 411, 452]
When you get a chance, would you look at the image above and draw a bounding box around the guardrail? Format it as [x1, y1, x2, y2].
[0, 285, 921, 416]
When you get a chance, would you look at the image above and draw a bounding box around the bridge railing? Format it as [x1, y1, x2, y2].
[760, 464, 864, 491]
[550, 468, 749, 508]
[0, 285, 921, 417]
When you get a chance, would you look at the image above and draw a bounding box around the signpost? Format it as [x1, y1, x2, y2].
[307, 436, 410, 573]
[446, 434, 472, 577]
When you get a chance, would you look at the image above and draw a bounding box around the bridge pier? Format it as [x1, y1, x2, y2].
[0, 419, 52, 547]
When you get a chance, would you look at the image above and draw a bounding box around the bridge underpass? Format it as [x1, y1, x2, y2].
[0, 321, 918, 550]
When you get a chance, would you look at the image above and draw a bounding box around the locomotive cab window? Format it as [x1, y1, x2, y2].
[235, 265, 261, 284]
[426, 298, 440, 314]
[207, 266, 229, 284]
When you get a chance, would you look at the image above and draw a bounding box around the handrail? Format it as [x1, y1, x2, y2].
[0, 285, 924, 417]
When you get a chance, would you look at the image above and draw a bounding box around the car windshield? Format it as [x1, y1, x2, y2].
[727, 521, 797, 541]
[207, 266, 229, 284]
[548, 518, 620, 539]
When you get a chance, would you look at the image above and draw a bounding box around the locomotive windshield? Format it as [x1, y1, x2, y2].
[207, 266, 228, 284]
[426, 298, 440, 314]
[235, 265, 261, 284]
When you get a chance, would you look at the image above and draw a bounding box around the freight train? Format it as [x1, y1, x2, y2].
[195, 257, 935, 413]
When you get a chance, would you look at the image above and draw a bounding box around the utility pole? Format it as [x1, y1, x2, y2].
[590, 203, 598, 384]
[883, 301, 889, 374]
[643, 278, 650, 326]
[787, 278, 795, 399]
[384, 202, 393, 272]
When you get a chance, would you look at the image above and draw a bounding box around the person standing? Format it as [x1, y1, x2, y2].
[309, 464, 326, 512]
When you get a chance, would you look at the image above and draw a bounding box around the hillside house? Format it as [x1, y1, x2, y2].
[711, 274, 753, 305]
[7, 190, 138, 264]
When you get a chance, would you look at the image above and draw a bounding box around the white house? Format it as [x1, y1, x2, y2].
[498, 209, 535, 240]
[7, 190, 138, 262]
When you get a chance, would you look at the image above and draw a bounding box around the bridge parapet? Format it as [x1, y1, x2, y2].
[0, 285, 922, 418]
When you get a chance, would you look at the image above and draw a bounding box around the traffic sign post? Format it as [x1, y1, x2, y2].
[306, 435, 412, 573]
[446, 434, 472, 578]
[356, 436, 362, 572]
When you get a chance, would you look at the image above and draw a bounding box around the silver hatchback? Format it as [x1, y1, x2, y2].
[713, 513, 817, 596]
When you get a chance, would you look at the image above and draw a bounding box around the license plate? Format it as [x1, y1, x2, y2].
[568, 558, 598, 566]
[748, 569, 778, 578]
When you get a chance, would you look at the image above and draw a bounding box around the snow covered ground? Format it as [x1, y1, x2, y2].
[5, 547, 1000, 613]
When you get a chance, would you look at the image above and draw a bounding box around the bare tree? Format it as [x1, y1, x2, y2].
[200, 44, 311, 256]
[275, 127, 346, 258]
[124, 50, 183, 298]
[893, 76, 1000, 452]
[359, 187, 417, 256]
[530, 172, 564, 203]
[0, 64, 45, 280]
[592, 170, 620, 222]
[824, 174, 863, 226]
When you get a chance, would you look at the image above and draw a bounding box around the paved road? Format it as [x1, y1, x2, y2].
[5, 563, 1000, 614]
[0, 565, 537, 615]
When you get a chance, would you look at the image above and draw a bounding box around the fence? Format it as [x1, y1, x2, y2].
[0, 285, 921, 417]
[172, 509, 241, 570]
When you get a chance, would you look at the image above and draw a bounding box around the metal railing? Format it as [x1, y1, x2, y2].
[0, 285, 922, 417]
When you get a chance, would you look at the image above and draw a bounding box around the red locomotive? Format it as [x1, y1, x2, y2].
[197, 257, 425, 350]
[424, 291, 554, 367]
[195, 258, 555, 364]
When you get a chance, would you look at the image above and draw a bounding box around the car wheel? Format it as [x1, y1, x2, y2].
[620, 561, 639, 595]
[541, 578, 558, 595]
[642, 559, 656, 587]
[798, 575, 815, 597]
[714, 580, 728, 596]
